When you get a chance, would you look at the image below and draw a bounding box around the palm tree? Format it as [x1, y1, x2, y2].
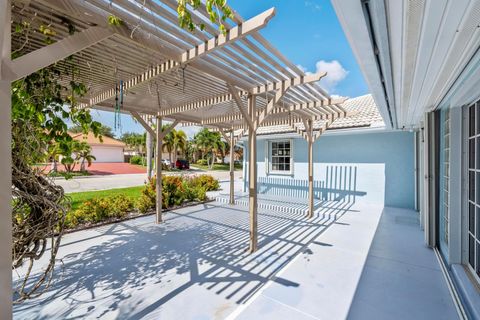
[162, 124, 175, 166]
[172, 130, 187, 165]
[75, 142, 96, 172]
[194, 129, 225, 169]
[47, 143, 62, 173]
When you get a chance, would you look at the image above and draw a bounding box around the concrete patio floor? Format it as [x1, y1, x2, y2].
[13, 198, 345, 319]
[231, 206, 458, 320]
[13, 199, 458, 319]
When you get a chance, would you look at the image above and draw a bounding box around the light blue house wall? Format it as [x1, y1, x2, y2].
[243, 130, 415, 209]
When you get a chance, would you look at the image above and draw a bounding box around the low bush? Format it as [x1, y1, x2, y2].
[196, 159, 208, 166]
[129, 155, 145, 165]
[65, 195, 134, 229]
[65, 174, 219, 229]
[188, 174, 220, 191]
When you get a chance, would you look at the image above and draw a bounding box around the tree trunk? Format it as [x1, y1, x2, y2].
[80, 159, 86, 172]
[51, 159, 57, 173]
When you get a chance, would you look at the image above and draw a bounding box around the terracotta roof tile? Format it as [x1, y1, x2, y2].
[254, 94, 384, 136]
[70, 132, 126, 147]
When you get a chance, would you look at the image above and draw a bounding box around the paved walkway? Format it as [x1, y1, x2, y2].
[56, 170, 242, 193]
[43, 162, 147, 175]
[231, 206, 458, 320]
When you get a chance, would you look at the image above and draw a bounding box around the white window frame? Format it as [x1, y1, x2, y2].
[266, 139, 294, 175]
[464, 101, 480, 284]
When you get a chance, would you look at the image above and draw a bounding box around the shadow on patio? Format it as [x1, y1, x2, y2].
[13, 197, 357, 319]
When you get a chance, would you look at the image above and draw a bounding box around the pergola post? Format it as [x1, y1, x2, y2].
[146, 130, 153, 179]
[229, 130, 235, 204]
[307, 119, 314, 219]
[248, 94, 258, 253]
[0, 0, 12, 317]
[155, 114, 163, 224]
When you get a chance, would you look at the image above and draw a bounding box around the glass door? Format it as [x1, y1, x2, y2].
[438, 108, 450, 260]
[467, 101, 480, 281]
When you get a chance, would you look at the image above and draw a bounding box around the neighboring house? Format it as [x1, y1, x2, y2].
[71, 132, 125, 163]
[331, 1, 480, 317]
[242, 94, 415, 209]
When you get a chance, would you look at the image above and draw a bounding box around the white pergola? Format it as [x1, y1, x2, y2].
[1, 0, 348, 314]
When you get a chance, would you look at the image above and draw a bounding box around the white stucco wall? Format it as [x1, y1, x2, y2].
[91, 146, 124, 163]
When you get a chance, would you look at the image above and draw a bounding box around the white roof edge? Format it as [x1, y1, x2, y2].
[330, 0, 393, 129]
[238, 126, 408, 143]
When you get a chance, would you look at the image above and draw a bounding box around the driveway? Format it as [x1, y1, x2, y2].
[43, 162, 146, 175]
[56, 170, 242, 193]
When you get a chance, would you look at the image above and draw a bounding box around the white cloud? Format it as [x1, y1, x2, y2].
[180, 125, 201, 139]
[305, 1, 321, 11]
[299, 60, 348, 93]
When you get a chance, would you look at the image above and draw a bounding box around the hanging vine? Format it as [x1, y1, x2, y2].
[10, 12, 101, 303]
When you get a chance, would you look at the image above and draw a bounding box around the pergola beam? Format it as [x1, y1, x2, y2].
[88, 8, 276, 108]
[130, 111, 156, 136]
[158, 74, 335, 118]
[199, 101, 338, 126]
[4, 26, 114, 81]
[228, 84, 254, 129]
[256, 72, 327, 126]
[89, 60, 179, 106]
[179, 8, 275, 63]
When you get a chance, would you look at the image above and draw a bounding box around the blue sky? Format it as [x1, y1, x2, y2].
[89, 0, 368, 138]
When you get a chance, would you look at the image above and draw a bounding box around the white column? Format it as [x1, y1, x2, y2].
[0, 0, 12, 317]
[146, 130, 153, 179]
[307, 135, 314, 219]
[307, 119, 314, 219]
[248, 94, 258, 253]
[229, 130, 235, 204]
[155, 114, 163, 224]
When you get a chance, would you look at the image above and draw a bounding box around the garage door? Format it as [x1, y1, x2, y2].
[91, 146, 124, 162]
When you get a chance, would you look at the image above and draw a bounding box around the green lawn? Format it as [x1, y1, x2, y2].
[191, 163, 243, 171]
[68, 186, 144, 212]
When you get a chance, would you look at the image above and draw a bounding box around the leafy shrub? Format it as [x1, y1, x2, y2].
[196, 159, 208, 166]
[136, 194, 155, 213]
[129, 155, 145, 165]
[195, 186, 207, 202]
[65, 195, 133, 229]
[188, 174, 220, 191]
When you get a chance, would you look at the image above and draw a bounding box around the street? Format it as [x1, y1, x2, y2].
[54, 170, 243, 193]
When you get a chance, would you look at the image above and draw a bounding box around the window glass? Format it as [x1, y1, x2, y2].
[270, 140, 291, 173]
[467, 101, 480, 281]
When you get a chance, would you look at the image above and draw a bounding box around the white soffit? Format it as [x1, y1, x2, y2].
[332, 0, 480, 129]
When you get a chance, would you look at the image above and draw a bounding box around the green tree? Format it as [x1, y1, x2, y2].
[70, 124, 115, 138]
[194, 128, 225, 169]
[121, 132, 146, 155]
[11, 53, 101, 302]
[172, 130, 187, 165]
[75, 142, 96, 172]
[177, 0, 234, 35]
